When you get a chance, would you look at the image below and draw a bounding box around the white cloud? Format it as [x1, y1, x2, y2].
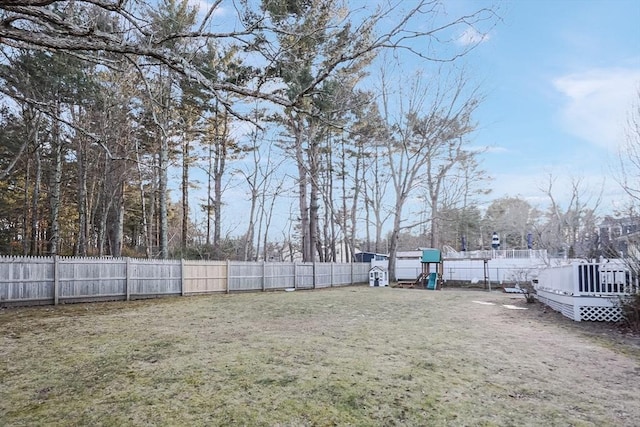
[484, 164, 627, 217]
[457, 27, 490, 46]
[480, 145, 509, 154]
[552, 68, 640, 151]
[481, 172, 541, 204]
[187, 0, 226, 18]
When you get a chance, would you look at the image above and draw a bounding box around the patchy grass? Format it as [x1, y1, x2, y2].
[1, 287, 639, 426]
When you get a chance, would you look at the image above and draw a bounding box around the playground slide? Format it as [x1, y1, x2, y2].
[426, 272, 437, 290]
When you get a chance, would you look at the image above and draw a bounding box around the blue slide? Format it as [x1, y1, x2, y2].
[426, 272, 437, 290]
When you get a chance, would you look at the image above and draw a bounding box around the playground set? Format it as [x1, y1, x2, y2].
[393, 249, 442, 290]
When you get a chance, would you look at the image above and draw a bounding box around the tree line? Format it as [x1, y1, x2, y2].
[1, 1, 634, 280]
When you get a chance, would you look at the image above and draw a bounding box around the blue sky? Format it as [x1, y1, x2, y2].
[181, 0, 640, 238]
[466, 0, 640, 212]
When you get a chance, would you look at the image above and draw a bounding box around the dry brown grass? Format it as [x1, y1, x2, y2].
[1, 287, 639, 426]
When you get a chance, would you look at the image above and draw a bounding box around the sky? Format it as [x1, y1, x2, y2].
[179, 0, 640, 239]
[463, 0, 640, 213]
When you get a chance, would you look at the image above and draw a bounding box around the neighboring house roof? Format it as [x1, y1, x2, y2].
[396, 251, 422, 258]
[613, 230, 640, 243]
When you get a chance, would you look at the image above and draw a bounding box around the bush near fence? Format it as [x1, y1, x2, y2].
[0, 256, 370, 307]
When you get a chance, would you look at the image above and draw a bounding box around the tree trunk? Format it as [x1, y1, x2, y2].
[430, 195, 439, 248]
[181, 130, 189, 251]
[341, 137, 349, 262]
[30, 145, 41, 256]
[261, 191, 278, 262]
[107, 180, 124, 257]
[135, 139, 151, 258]
[22, 157, 30, 255]
[75, 135, 88, 257]
[294, 120, 310, 261]
[206, 141, 213, 246]
[48, 113, 63, 255]
[256, 184, 267, 261]
[388, 222, 401, 282]
[159, 134, 169, 259]
[148, 155, 157, 257]
[348, 142, 365, 262]
[213, 151, 223, 257]
[97, 156, 112, 257]
[88, 170, 101, 255]
[244, 185, 258, 261]
[212, 112, 228, 258]
[309, 158, 320, 262]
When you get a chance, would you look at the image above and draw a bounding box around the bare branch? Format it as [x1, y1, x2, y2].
[1, 0, 500, 117]
[0, 138, 28, 179]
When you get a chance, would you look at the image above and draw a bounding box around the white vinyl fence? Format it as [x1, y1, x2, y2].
[0, 256, 370, 307]
[376, 253, 548, 283]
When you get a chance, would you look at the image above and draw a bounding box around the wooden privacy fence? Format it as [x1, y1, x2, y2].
[0, 256, 370, 307]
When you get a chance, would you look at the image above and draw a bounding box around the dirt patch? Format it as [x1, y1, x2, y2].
[513, 294, 640, 357]
[1, 287, 638, 426]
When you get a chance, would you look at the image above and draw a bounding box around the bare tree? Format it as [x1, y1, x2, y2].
[616, 90, 640, 203]
[535, 174, 603, 258]
[361, 118, 393, 254]
[237, 108, 289, 261]
[380, 67, 481, 281]
[0, 0, 500, 258]
[482, 197, 539, 249]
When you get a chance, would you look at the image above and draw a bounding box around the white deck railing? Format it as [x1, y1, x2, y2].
[536, 261, 639, 297]
[535, 260, 639, 322]
[443, 249, 548, 260]
[536, 264, 575, 295]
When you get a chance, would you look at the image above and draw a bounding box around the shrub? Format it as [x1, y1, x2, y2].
[618, 292, 640, 333]
[520, 286, 536, 304]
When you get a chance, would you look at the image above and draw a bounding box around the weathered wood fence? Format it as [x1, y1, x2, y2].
[0, 256, 370, 307]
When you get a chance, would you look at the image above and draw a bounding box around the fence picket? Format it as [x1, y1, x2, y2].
[0, 256, 369, 306]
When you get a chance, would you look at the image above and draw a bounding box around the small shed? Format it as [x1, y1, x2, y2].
[369, 266, 389, 287]
[355, 252, 389, 262]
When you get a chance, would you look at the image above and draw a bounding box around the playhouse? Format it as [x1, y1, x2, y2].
[369, 266, 389, 287]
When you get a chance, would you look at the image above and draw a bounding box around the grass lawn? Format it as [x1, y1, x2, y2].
[1, 286, 639, 426]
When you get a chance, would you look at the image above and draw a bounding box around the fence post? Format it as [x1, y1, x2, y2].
[262, 261, 266, 291]
[53, 255, 59, 305]
[226, 259, 230, 294]
[351, 261, 354, 286]
[573, 300, 582, 321]
[181, 258, 186, 296]
[330, 263, 334, 287]
[572, 263, 580, 296]
[313, 260, 316, 289]
[126, 257, 131, 301]
[294, 262, 298, 290]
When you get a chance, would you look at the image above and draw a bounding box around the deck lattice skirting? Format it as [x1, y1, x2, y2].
[535, 261, 637, 322]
